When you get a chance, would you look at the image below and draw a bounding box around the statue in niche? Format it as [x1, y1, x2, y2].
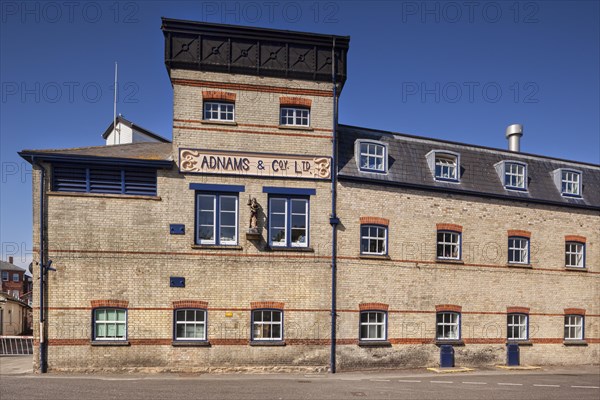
[247, 196, 259, 232]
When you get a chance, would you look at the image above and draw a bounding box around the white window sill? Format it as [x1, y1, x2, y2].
[91, 340, 130, 346]
[278, 125, 313, 131]
[200, 120, 237, 126]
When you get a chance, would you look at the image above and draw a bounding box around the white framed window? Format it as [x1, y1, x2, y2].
[565, 242, 585, 268]
[359, 311, 387, 341]
[564, 315, 584, 340]
[280, 107, 310, 127]
[174, 309, 207, 341]
[203, 101, 234, 121]
[93, 308, 127, 341]
[504, 162, 527, 190]
[268, 197, 308, 248]
[12, 273, 19, 282]
[1, 271, 8, 281]
[252, 310, 283, 341]
[437, 231, 461, 260]
[196, 193, 238, 246]
[357, 141, 387, 173]
[360, 225, 387, 255]
[436, 312, 460, 340]
[507, 314, 528, 341]
[561, 170, 581, 197]
[435, 154, 458, 181]
[508, 237, 529, 264]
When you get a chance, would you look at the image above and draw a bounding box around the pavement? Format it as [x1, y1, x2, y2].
[1, 356, 599, 400]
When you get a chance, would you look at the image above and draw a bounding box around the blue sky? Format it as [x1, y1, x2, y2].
[1, 1, 599, 267]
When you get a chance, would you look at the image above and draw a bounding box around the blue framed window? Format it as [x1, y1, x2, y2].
[93, 308, 127, 341]
[196, 193, 238, 246]
[204, 101, 234, 121]
[1, 271, 8, 281]
[280, 107, 310, 127]
[52, 164, 157, 196]
[251, 309, 283, 341]
[356, 140, 387, 173]
[360, 225, 387, 255]
[359, 311, 387, 341]
[436, 312, 460, 340]
[268, 197, 309, 248]
[437, 231, 461, 260]
[561, 170, 582, 197]
[12, 273, 19, 282]
[508, 237, 529, 264]
[507, 314, 528, 341]
[503, 162, 527, 190]
[565, 241, 585, 268]
[564, 315, 584, 340]
[174, 309, 207, 341]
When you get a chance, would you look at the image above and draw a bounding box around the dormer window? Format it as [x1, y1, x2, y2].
[427, 151, 460, 182]
[561, 170, 582, 197]
[356, 140, 387, 173]
[204, 101, 234, 122]
[495, 161, 527, 191]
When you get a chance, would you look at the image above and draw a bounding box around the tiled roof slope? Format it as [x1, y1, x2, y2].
[338, 125, 600, 210]
[20, 142, 173, 162]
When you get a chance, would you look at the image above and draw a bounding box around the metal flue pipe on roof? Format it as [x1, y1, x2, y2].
[506, 124, 523, 152]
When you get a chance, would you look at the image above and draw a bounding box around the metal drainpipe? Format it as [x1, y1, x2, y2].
[330, 38, 339, 374]
[34, 158, 47, 373]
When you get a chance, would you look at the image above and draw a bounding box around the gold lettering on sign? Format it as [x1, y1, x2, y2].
[179, 149, 331, 180]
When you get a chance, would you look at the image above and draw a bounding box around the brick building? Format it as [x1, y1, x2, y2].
[20, 19, 598, 373]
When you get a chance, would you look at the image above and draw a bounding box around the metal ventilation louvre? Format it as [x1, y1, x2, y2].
[52, 164, 157, 196]
[52, 164, 87, 192]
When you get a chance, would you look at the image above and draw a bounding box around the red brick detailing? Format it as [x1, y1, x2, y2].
[173, 125, 332, 140]
[202, 90, 236, 102]
[129, 339, 171, 345]
[280, 97, 312, 108]
[250, 301, 285, 310]
[436, 304, 462, 313]
[436, 223, 462, 233]
[565, 235, 586, 243]
[173, 120, 333, 133]
[508, 230, 531, 238]
[360, 217, 390, 226]
[464, 338, 505, 344]
[172, 300, 208, 309]
[90, 300, 128, 309]
[507, 307, 530, 314]
[564, 308, 586, 315]
[172, 79, 333, 98]
[359, 303, 389, 311]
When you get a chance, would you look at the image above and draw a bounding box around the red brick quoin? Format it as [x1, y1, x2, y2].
[564, 308, 586, 315]
[251, 301, 285, 310]
[436, 304, 462, 313]
[565, 235, 586, 243]
[508, 230, 531, 238]
[172, 300, 208, 309]
[360, 217, 390, 226]
[279, 97, 312, 108]
[436, 223, 462, 233]
[507, 307, 530, 314]
[202, 90, 236, 102]
[90, 300, 128, 308]
[359, 303, 389, 311]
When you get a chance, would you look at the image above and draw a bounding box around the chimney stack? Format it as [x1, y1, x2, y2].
[8, 256, 14, 264]
[506, 124, 523, 152]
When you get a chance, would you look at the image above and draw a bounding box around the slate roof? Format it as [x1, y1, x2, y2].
[19, 142, 173, 165]
[0, 260, 26, 272]
[338, 124, 600, 210]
